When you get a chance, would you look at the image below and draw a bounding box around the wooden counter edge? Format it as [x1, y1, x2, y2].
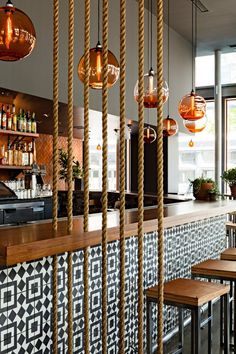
[1, 201, 236, 266]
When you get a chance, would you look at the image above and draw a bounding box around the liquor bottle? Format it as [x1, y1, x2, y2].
[17, 145, 23, 166]
[28, 142, 34, 165]
[12, 105, 17, 131]
[13, 144, 18, 166]
[31, 112, 37, 133]
[26, 110, 32, 133]
[7, 105, 12, 130]
[22, 143, 29, 166]
[1, 105, 7, 130]
[7, 139, 13, 165]
[22, 110, 26, 132]
[17, 108, 23, 132]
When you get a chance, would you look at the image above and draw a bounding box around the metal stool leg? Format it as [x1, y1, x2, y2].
[234, 280, 236, 354]
[224, 293, 230, 354]
[191, 307, 201, 354]
[146, 299, 153, 354]
[208, 301, 213, 354]
[178, 308, 184, 350]
[220, 280, 224, 347]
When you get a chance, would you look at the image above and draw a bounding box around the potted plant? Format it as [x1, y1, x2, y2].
[59, 149, 84, 190]
[221, 167, 236, 197]
[189, 177, 218, 201]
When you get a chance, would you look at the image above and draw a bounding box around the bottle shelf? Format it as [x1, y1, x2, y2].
[0, 129, 39, 138]
[0, 165, 32, 170]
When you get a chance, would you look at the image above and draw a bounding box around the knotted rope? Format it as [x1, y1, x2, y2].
[138, 0, 145, 353]
[156, 0, 164, 353]
[83, 0, 91, 353]
[67, 0, 74, 352]
[52, 0, 59, 351]
[119, 0, 126, 353]
[102, 0, 109, 352]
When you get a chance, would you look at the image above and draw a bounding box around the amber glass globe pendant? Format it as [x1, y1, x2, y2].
[78, 41, 120, 89]
[134, 68, 169, 108]
[183, 115, 207, 133]
[163, 115, 178, 137]
[0, 0, 36, 61]
[178, 89, 206, 121]
[144, 125, 156, 144]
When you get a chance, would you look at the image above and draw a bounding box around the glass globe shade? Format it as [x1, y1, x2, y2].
[178, 90, 206, 121]
[0, 1, 36, 61]
[163, 116, 178, 137]
[134, 68, 169, 108]
[188, 139, 194, 147]
[183, 116, 207, 133]
[144, 126, 156, 144]
[78, 42, 120, 89]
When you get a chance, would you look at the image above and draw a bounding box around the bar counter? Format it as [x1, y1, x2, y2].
[0, 199, 235, 352]
[0, 199, 235, 266]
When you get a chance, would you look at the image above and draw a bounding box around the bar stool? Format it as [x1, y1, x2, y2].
[226, 221, 236, 247]
[146, 278, 230, 354]
[192, 259, 236, 354]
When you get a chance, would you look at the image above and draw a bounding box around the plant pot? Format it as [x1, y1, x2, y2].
[193, 182, 214, 201]
[74, 178, 82, 191]
[230, 185, 236, 198]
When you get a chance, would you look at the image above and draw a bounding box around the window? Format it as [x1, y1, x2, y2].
[89, 141, 117, 191]
[177, 101, 215, 194]
[226, 98, 236, 169]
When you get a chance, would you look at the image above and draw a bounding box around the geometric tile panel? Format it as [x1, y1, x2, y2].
[0, 214, 226, 353]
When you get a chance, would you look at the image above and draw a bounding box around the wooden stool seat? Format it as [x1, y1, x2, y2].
[221, 248, 236, 261]
[192, 259, 236, 280]
[146, 278, 230, 307]
[146, 278, 230, 354]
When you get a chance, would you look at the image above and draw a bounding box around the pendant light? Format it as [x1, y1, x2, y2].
[0, 0, 36, 61]
[143, 125, 157, 144]
[78, 0, 119, 89]
[163, 0, 178, 137]
[188, 139, 194, 147]
[134, 0, 169, 108]
[178, 1, 206, 121]
[183, 115, 207, 133]
[96, 144, 102, 151]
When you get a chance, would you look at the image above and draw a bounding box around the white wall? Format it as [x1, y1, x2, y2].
[0, 0, 192, 127]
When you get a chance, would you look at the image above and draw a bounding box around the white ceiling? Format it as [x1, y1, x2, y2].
[142, 0, 236, 55]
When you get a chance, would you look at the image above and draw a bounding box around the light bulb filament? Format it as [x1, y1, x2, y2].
[190, 94, 195, 115]
[5, 12, 13, 49]
[96, 52, 102, 81]
[148, 75, 154, 95]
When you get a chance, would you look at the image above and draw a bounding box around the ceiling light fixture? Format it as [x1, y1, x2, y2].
[134, 0, 169, 108]
[0, 0, 36, 61]
[78, 0, 119, 89]
[163, 0, 178, 137]
[178, 1, 206, 122]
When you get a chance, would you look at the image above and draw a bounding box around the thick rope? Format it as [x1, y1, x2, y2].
[83, 0, 91, 353]
[52, 0, 59, 352]
[102, 0, 109, 352]
[119, 0, 126, 353]
[138, 0, 145, 353]
[156, 0, 164, 353]
[67, 0, 74, 353]
[83, 0, 90, 233]
[52, 255, 58, 353]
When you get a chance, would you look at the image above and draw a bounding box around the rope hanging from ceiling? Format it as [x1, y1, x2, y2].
[101, 0, 109, 351]
[67, 0, 74, 352]
[156, 0, 164, 352]
[52, 0, 59, 351]
[137, 0, 145, 352]
[119, 0, 126, 352]
[83, 0, 91, 352]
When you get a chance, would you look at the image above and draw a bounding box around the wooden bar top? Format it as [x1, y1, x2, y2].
[0, 199, 236, 266]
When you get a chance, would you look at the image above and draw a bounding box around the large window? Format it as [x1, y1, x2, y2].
[196, 52, 236, 87]
[89, 141, 117, 191]
[226, 98, 236, 169]
[178, 101, 215, 194]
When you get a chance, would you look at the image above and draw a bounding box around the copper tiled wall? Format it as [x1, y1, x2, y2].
[36, 134, 83, 190]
